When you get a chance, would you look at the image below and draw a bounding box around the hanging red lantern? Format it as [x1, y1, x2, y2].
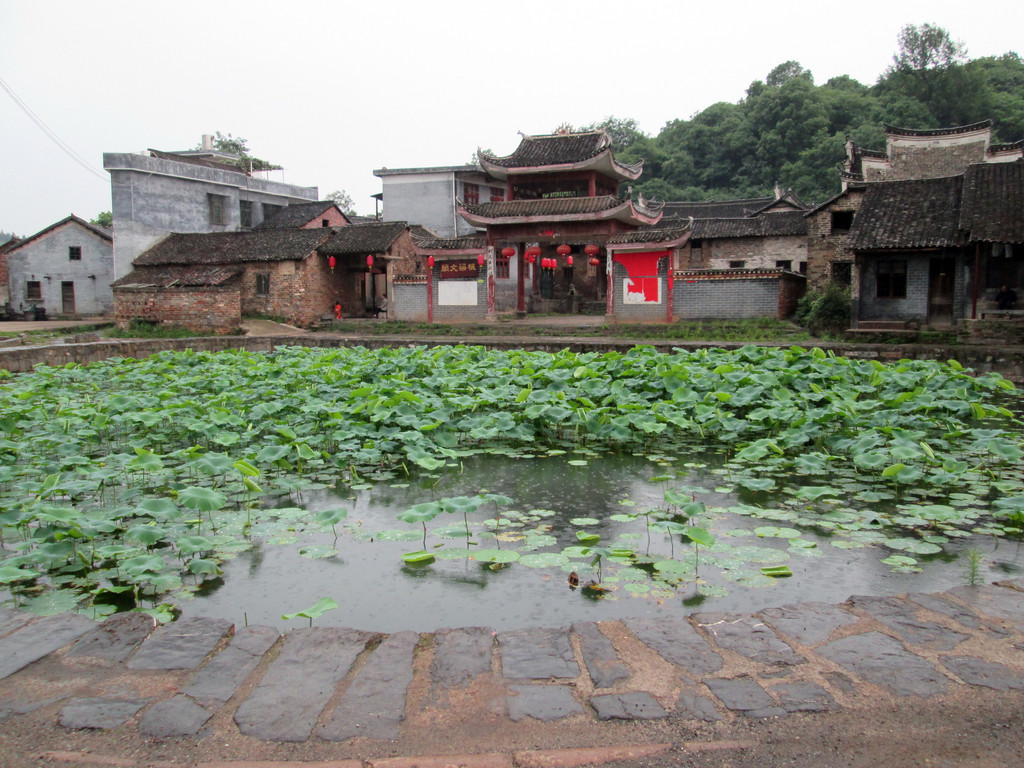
[477, 253, 485, 267]
[501, 246, 515, 259]
[525, 245, 541, 260]
[328, 255, 336, 271]
[427, 256, 435, 268]
[589, 257, 600, 267]
[528, 253, 536, 264]
[567, 255, 573, 267]
[585, 244, 600, 257]
[556, 244, 571, 257]
[366, 254, 374, 268]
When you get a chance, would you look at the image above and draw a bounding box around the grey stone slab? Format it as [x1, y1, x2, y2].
[58, 697, 146, 730]
[624, 616, 723, 677]
[589, 692, 666, 720]
[947, 585, 1024, 630]
[68, 613, 156, 661]
[0, 605, 34, 638]
[675, 691, 722, 721]
[0, 696, 63, 724]
[138, 694, 213, 737]
[770, 681, 838, 712]
[127, 616, 233, 670]
[572, 622, 629, 689]
[499, 627, 579, 680]
[318, 630, 418, 741]
[704, 677, 786, 719]
[822, 671, 856, 693]
[759, 602, 859, 646]
[907, 592, 987, 630]
[430, 626, 494, 689]
[818, 631, 949, 697]
[0, 613, 96, 680]
[182, 625, 279, 708]
[507, 684, 584, 722]
[847, 595, 968, 650]
[694, 612, 804, 667]
[234, 626, 371, 743]
[940, 655, 1024, 691]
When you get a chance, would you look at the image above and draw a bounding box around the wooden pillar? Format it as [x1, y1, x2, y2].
[516, 243, 526, 317]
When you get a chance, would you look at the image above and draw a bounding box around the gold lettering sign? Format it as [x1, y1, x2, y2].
[438, 260, 480, 279]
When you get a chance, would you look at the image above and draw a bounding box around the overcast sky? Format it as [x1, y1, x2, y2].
[2, 0, 1022, 236]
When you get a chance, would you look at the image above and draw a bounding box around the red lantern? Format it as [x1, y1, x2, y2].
[366, 254, 374, 268]
[477, 253, 485, 267]
[525, 245, 541, 259]
[501, 246, 515, 259]
[427, 256, 435, 268]
[589, 257, 600, 267]
[567, 255, 573, 267]
[556, 244, 571, 257]
[328, 255, 336, 271]
[585, 244, 600, 257]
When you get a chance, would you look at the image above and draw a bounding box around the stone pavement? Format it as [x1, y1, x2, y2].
[2, 581, 1024, 764]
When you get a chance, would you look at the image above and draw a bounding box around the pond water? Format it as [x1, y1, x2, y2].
[179, 451, 1024, 633]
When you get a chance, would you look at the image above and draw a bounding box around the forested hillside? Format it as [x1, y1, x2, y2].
[585, 24, 1024, 206]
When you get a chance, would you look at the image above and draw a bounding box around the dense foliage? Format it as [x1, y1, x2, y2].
[0, 345, 1022, 620]
[585, 25, 1024, 204]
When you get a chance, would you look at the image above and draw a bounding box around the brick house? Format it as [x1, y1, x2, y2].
[848, 160, 1024, 332]
[3, 215, 113, 318]
[112, 222, 418, 333]
[256, 201, 350, 230]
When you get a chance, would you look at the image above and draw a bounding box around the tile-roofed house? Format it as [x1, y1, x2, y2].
[255, 201, 349, 230]
[4, 215, 114, 318]
[846, 176, 964, 252]
[960, 161, 1024, 244]
[459, 194, 663, 227]
[113, 223, 417, 333]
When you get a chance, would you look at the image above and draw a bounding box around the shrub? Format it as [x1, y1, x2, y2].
[801, 283, 852, 337]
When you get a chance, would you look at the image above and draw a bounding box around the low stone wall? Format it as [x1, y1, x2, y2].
[3, 334, 1024, 382]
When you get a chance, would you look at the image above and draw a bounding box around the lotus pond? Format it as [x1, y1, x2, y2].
[1, 344, 1022, 631]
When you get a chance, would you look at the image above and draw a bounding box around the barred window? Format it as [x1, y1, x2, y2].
[876, 260, 907, 298]
[255, 273, 270, 296]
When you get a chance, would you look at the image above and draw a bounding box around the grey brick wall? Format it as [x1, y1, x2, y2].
[857, 255, 931, 323]
[673, 275, 781, 319]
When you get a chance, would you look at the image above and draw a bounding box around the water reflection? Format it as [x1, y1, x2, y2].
[178, 451, 1024, 633]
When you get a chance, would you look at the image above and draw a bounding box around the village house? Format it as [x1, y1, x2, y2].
[111, 221, 417, 332]
[103, 135, 319, 280]
[373, 164, 495, 237]
[3, 215, 113, 318]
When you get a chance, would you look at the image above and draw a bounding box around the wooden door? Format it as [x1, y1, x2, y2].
[928, 258, 955, 326]
[61, 281, 75, 315]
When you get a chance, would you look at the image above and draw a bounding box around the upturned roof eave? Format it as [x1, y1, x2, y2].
[478, 150, 642, 182]
[607, 231, 692, 251]
[458, 200, 660, 228]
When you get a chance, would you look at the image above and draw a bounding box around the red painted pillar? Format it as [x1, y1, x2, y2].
[427, 260, 434, 323]
[666, 258, 674, 323]
[606, 251, 614, 316]
[516, 245, 526, 317]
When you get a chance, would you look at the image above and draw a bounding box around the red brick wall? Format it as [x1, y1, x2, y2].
[239, 256, 337, 327]
[114, 284, 241, 334]
[301, 207, 349, 229]
[805, 188, 864, 290]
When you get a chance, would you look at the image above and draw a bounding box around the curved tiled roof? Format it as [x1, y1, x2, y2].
[884, 120, 992, 137]
[133, 229, 333, 266]
[606, 227, 691, 245]
[317, 222, 409, 255]
[690, 210, 809, 239]
[412, 235, 487, 251]
[846, 175, 964, 250]
[961, 161, 1024, 243]
[112, 265, 241, 289]
[462, 195, 629, 219]
[661, 198, 774, 219]
[478, 131, 643, 180]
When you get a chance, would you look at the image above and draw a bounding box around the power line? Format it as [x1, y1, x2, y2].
[0, 74, 108, 182]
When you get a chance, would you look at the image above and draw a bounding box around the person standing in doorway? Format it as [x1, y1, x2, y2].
[374, 293, 388, 319]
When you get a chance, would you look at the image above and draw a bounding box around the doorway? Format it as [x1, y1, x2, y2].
[61, 281, 76, 315]
[928, 257, 955, 326]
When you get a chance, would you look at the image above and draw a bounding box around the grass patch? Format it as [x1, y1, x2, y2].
[105, 320, 223, 339]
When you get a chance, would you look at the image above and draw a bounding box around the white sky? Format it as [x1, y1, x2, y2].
[2, 0, 1022, 235]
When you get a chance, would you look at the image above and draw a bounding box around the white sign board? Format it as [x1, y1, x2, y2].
[438, 281, 478, 306]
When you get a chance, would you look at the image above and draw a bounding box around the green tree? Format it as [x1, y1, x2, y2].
[90, 211, 112, 227]
[325, 189, 356, 216]
[581, 116, 646, 151]
[196, 132, 282, 173]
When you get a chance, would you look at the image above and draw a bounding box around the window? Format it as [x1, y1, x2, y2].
[876, 259, 907, 298]
[26, 281, 41, 300]
[208, 194, 227, 225]
[68, 246, 82, 261]
[262, 203, 282, 222]
[464, 183, 479, 205]
[239, 200, 254, 228]
[490, 187, 505, 203]
[322, 219, 330, 227]
[832, 262, 852, 286]
[255, 273, 270, 296]
[729, 260, 746, 269]
[496, 252, 510, 279]
[831, 210, 854, 233]
[775, 260, 792, 271]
